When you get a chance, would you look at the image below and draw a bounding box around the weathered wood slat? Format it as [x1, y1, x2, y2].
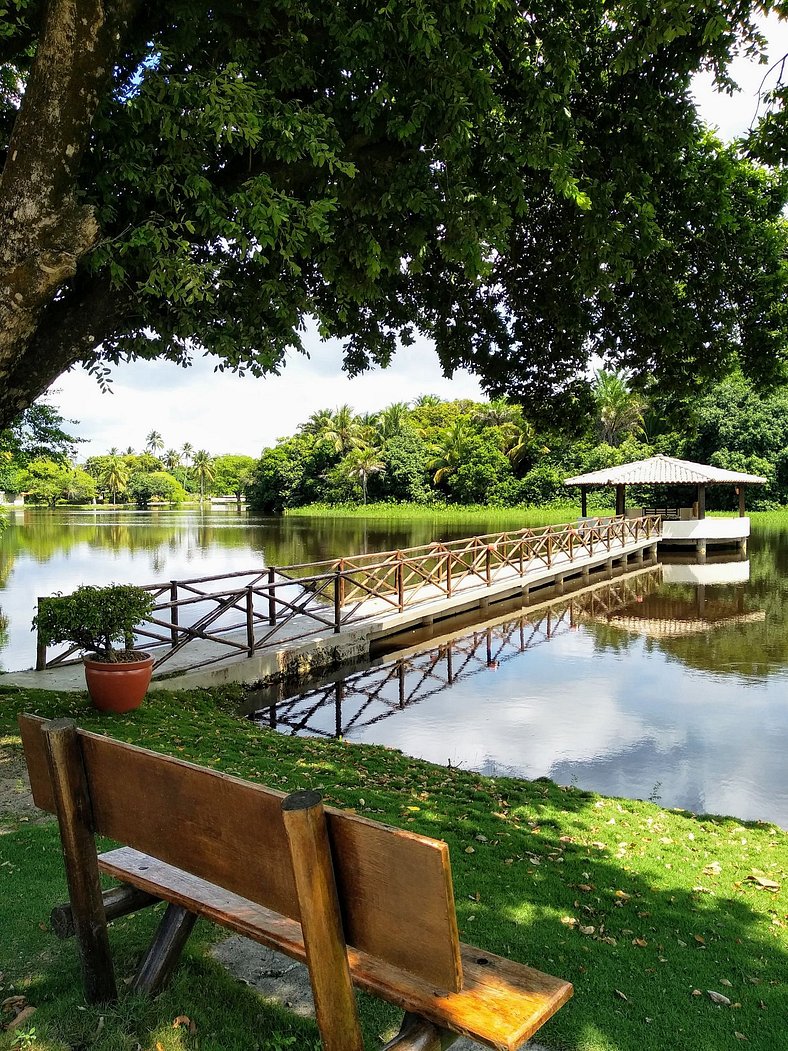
[98, 847, 572, 1051]
[20, 715, 463, 992]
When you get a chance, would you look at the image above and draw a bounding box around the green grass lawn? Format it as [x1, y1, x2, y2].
[284, 501, 611, 527]
[1, 684, 785, 1051]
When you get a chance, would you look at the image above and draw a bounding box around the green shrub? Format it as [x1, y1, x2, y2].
[33, 584, 155, 662]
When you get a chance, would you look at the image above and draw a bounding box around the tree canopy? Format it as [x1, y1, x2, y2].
[2, 1, 787, 430]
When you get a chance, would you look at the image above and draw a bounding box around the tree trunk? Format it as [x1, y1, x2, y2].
[0, 0, 140, 427]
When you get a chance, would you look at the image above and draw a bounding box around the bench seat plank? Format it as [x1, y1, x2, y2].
[100, 847, 572, 1051]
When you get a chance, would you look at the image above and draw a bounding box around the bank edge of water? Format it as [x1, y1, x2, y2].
[1, 683, 785, 1051]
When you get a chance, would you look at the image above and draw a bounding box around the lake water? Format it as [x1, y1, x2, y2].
[2, 508, 787, 827]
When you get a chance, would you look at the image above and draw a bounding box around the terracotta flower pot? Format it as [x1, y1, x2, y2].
[83, 652, 154, 713]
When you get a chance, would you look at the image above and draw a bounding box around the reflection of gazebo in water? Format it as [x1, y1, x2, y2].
[564, 454, 766, 559]
[575, 584, 765, 639]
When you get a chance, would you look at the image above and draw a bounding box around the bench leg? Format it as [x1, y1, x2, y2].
[51, 884, 158, 939]
[382, 1013, 458, 1051]
[43, 719, 117, 1004]
[133, 904, 197, 996]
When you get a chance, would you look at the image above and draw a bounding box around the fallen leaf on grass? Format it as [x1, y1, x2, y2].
[707, 990, 731, 1006]
[1, 997, 27, 1016]
[5, 1005, 35, 1031]
[632, 938, 648, 947]
[173, 1015, 197, 1034]
[614, 989, 628, 1001]
[719, 978, 733, 988]
[744, 875, 780, 891]
[734, 1033, 748, 1042]
[579, 925, 595, 935]
[693, 934, 706, 944]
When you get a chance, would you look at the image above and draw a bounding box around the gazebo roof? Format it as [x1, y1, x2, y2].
[564, 454, 766, 488]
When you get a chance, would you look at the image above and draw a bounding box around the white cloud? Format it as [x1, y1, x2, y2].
[53, 332, 483, 458]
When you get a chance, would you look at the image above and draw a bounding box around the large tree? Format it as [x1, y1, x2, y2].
[1, 1, 785, 430]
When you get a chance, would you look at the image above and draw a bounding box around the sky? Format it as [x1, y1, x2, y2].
[49, 13, 788, 459]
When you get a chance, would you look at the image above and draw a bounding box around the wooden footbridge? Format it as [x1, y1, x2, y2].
[27, 515, 661, 691]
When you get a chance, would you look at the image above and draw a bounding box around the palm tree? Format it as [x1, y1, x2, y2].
[428, 418, 473, 484]
[164, 449, 181, 471]
[301, 408, 334, 436]
[145, 430, 164, 456]
[101, 456, 129, 505]
[376, 402, 411, 441]
[192, 449, 215, 501]
[593, 370, 647, 446]
[124, 445, 135, 456]
[108, 446, 119, 456]
[473, 398, 522, 429]
[344, 448, 386, 504]
[181, 442, 194, 464]
[315, 405, 366, 454]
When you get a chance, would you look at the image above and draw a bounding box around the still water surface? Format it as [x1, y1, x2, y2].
[2, 508, 787, 826]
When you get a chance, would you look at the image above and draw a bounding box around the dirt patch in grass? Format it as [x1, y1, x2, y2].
[0, 740, 49, 825]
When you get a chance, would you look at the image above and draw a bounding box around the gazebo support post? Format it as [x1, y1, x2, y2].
[738, 487, 745, 517]
[581, 489, 587, 518]
[615, 485, 625, 517]
[697, 484, 706, 520]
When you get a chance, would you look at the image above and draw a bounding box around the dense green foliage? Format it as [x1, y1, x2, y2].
[247, 373, 788, 513]
[33, 583, 155, 660]
[3, 2, 788, 427]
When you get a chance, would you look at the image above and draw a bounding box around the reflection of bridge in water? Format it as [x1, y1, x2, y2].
[247, 568, 663, 739]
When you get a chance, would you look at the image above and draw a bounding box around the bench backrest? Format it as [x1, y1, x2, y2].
[19, 715, 462, 991]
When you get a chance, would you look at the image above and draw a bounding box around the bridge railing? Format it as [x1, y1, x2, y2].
[35, 515, 661, 673]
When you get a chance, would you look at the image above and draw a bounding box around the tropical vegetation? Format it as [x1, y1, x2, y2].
[6, 368, 788, 512]
[247, 372, 788, 513]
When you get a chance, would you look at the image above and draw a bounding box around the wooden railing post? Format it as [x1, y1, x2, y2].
[446, 551, 452, 596]
[568, 529, 574, 562]
[35, 597, 48, 669]
[169, 582, 179, 645]
[397, 554, 405, 611]
[334, 568, 342, 633]
[246, 585, 255, 655]
[281, 791, 364, 1051]
[485, 545, 492, 585]
[267, 566, 277, 626]
[518, 537, 524, 577]
[546, 528, 552, 568]
[42, 719, 117, 1004]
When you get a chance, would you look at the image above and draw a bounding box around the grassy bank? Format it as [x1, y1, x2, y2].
[284, 501, 614, 527]
[1, 684, 785, 1051]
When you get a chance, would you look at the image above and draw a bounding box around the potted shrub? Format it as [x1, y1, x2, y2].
[34, 584, 156, 712]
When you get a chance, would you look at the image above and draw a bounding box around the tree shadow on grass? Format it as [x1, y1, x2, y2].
[414, 777, 786, 1051]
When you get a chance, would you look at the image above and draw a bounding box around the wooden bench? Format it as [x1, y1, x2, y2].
[19, 715, 572, 1051]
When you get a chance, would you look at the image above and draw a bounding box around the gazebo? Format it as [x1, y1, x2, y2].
[564, 454, 766, 558]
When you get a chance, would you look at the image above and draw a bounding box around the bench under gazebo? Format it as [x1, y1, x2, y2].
[564, 454, 766, 559]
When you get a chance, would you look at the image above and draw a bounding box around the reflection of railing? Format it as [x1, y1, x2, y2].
[36, 515, 661, 673]
[248, 570, 664, 739]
